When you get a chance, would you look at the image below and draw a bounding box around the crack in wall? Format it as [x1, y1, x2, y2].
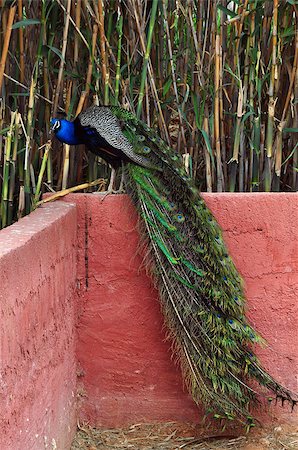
[84, 202, 89, 290]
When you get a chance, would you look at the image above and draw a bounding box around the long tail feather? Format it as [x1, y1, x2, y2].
[108, 108, 298, 427]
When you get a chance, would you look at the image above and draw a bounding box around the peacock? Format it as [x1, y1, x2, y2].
[50, 105, 297, 428]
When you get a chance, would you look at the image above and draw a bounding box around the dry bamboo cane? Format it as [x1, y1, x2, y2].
[0, 6, 16, 93]
[37, 178, 105, 206]
[52, 0, 71, 117]
[34, 140, 51, 205]
[17, 0, 25, 84]
[163, 2, 186, 148]
[75, 23, 98, 116]
[98, 0, 109, 105]
[219, 23, 226, 189]
[74, 0, 82, 64]
[24, 75, 36, 213]
[214, 34, 223, 192]
[239, 38, 250, 192]
[133, 0, 170, 142]
[61, 82, 73, 191]
[275, 29, 298, 184]
[264, 0, 279, 191]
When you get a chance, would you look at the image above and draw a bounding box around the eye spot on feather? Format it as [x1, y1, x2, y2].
[142, 146, 151, 154]
[216, 314, 221, 318]
[228, 319, 238, 330]
[137, 135, 145, 141]
[168, 202, 176, 211]
[171, 155, 179, 161]
[174, 213, 185, 223]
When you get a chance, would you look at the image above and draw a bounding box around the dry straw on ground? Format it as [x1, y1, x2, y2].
[70, 422, 298, 450]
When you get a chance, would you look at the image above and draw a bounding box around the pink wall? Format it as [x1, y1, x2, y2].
[67, 193, 298, 428]
[1, 193, 297, 449]
[0, 202, 77, 450]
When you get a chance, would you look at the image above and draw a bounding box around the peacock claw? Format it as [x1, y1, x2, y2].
[92, 164, 125, 199]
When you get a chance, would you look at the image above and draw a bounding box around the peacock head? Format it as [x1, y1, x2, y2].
[50, 118, 80, 145]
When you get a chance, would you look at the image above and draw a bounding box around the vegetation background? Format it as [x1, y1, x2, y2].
[0, 0, 297, 229]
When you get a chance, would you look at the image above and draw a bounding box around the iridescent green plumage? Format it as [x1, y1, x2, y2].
[52, 105, 297, 427]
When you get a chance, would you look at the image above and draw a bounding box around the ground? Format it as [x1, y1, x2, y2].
[71, 422, 298, 450]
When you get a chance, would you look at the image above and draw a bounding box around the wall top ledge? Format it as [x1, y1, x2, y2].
[0, 201, 76, 258]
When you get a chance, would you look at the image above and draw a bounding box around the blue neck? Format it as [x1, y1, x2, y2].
[55, 120, 80, 145]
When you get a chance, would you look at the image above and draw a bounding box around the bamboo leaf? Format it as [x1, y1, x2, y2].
[284, 128, 298, 133]
[43, 45, 65, 62]
[12, 19, 40, 29]
[217, 5, 238, 18]
[200, 129, 215, 167]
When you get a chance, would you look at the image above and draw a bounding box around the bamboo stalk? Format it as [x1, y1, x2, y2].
[17, 0, 25, 85]
[133, 0, 169, 141]
[264, 0, 278, 191]
[136, 0, 158, 118]
[0, 6, 16, 93]
[98, 0, 109, 105]
[163, 2, 186, 147]
[34, 140, 51, 205]
[74, 0, 82, 64]
[1, 111, 16, 228]
[214, 34, 223, 192]
[203, 115, 212, 192]
[114, 10, 123, 105]
[8, 112, 20, 226]
[24, 75, 36, 214]
[52, 0, 71, 117]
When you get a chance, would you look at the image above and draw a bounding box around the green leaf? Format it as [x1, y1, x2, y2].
[44, 45, 65, 63]
[217, 5, 238, 18]
[0, 127, 10, 135]
[283, 128, 298, 133]
[162, 78, 172, 97]
[12, 19, 40, 29]
[281, 26, 295, 38]
[200, 129, 215, 167]
[242, 111, 255, 123]
[281, 143, 298, 166]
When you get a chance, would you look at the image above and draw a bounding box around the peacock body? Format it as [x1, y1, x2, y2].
[51, 105, 297, 427]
